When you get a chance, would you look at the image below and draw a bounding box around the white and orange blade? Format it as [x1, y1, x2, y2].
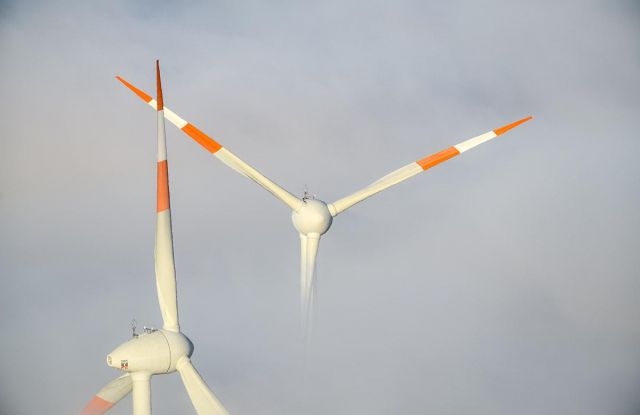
[328, 117, 533, 216]
[80, 374, 132, 415]
[154, 61, 179, 332]
[115, 75, 302, 212]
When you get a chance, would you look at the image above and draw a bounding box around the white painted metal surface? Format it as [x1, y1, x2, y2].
[155, 108, 180, 333]
[329, 162, 423, 215]
[131, 372, 152, 415]
[216, 148, 302, 210]
[454, 131, 497, 153]
[106, 329, 193, 374]
[178, 357, 230, 415]
[299, 233, 320, 338]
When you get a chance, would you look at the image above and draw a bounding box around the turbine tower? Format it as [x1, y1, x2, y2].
[80, 61, 230, 415]
[116, 72, 532, 338]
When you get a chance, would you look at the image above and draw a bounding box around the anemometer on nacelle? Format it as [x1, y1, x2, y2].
[301, 188, 318, 202]
[131, 318, 157, 339]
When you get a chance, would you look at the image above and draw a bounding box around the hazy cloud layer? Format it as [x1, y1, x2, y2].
[1, 1, 639, 414]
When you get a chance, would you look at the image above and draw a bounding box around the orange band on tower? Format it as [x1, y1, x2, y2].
[157, 160, 170, 212]
[115, 76, 152, 103]
[494, 116, 533, 136]
[181, 124, 222, 153]
[80, 396, 114, 415]
[417, 146, 460, 170]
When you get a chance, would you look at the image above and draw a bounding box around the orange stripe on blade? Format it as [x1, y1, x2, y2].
[181, 124, 222, 153]
[417, 146, 460, 170]
[493, 116, 533, 136]
[80, 396, 114, 415]
[157, 160, 170, 212]
[156, 60, 164, 111]
[115, 76, 153, 103]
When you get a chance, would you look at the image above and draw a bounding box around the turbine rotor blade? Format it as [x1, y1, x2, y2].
[300, 233, 320, 340]
[115, 75, 302, 212]
[328, 116, 533, 215]
[177, 357, 230, 415]
[299, 234, 308, 318]
[154, 61, 180, 332]
[80, 374, 132, 415]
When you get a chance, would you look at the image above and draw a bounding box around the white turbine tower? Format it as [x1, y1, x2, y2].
[116, 72, 532, 337]
[80, 61, 230, 415]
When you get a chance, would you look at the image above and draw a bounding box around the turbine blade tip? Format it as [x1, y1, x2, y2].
[115, 74, 152, 103]
[80, 395, 114, 415]
[494, 116, 533, 136]
[156, 61, 164, 110]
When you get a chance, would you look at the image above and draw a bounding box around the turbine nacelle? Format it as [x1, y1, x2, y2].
[291, 198, 333, 235]
[107, 329, 193, 375]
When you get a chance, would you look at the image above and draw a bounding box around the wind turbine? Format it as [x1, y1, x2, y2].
[115, 71, 532, 337]
[80, 61, 230, 415]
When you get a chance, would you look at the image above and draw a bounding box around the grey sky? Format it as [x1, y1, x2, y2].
[1, 0, 639, 414]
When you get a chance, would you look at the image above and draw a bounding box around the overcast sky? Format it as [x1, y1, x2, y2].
[1, 1, 639, 414]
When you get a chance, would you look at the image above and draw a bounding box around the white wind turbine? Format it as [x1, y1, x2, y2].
[116, 71, 532, 337]
[80, 62, 230, 415]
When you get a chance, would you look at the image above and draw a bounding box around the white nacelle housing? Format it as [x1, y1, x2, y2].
[107, 329, 193, 374]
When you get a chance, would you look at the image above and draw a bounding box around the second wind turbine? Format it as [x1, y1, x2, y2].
[116, 71, 532, 338]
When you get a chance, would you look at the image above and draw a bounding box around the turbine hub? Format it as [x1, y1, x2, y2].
[107, 329, 193, 374]
[291, 199, 333, 235]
